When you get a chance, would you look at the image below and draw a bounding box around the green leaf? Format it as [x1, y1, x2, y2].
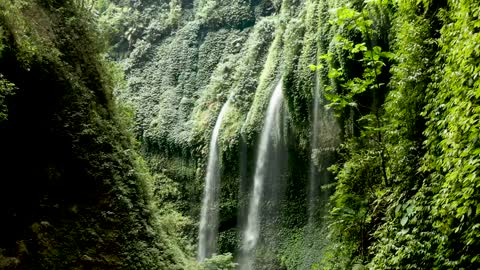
[380, 51, 395, 59]
[401, 216, 408, 226]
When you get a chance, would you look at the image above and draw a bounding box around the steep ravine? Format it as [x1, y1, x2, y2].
[106, 0, 480, 269]
[2, 0, 478, 269]
[0, 0, 193, 269]
[106, 0, 342, 268]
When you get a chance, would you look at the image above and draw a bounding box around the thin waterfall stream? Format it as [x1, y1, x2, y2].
[308, 68, 322, 224]
[198, 99, 230, 262]
[240, 80, 284, 270]
[303, 68, 325, 269]
[307, 65, 341, 223]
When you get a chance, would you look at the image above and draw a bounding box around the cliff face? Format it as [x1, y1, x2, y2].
[104, 0, 341, 266]
[2, 0, 479, 269]
[0, 1, 192, 269]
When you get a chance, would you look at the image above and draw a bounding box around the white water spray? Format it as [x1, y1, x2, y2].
[198, 99, 230, 262]
[241, 80, 284, 269]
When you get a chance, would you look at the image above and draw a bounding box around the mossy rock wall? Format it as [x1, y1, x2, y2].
[0, 0, 194, 269]
[104, 0, 375, 267]
[100, 0, 480, 269]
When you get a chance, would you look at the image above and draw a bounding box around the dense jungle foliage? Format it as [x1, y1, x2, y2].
[1, 0, 480, 269]
[0, 0, 197, 269]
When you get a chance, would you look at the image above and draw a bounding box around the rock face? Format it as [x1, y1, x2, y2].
[0, 1, 191, 269]
[107, 0, 341, 267]
[97, 0, 480, 269]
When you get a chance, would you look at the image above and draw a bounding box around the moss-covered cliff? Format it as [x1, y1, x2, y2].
[99, 0, 342, 267]
[96, 0, 480, 269]
[0, 0, 194, 269]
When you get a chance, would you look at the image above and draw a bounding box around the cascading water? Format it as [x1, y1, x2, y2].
[307, 65, 341, 222]
[198, 99, 230, 262]
[308, 68, 322, 224]
[241, 80, 284, 270]
[302, 65, 341, 269]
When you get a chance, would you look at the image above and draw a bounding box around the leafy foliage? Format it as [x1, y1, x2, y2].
[0, 0, 195, 268]
[93, 0, 480, 269]
[0, 74, 15, 122]
[319, 0, 480, 269]
[200, 253, 237, 270]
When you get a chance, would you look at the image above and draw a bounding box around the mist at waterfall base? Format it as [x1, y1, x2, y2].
[239, 81, 288, 270]
[198, 100, 230, 261]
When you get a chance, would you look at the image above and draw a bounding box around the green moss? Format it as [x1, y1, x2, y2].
[0, 74, 15, 122]
[97, 0, 480, 269]
[0, 0, 194, 268]
[196, 0, 255, 29]
[241, 16, 283, 142]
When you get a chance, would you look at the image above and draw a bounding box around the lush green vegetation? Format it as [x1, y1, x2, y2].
[0, 0, 195, 268]
[2, 0, 480, 269]
[98, 0, 480, 268]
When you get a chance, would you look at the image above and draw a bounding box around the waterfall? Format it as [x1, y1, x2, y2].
[198, 99, 230, 262]
[241, 80, 284, 270]
[308, 69, 322, 224]
[302, 66, 341, 269]
[308, 66, 341, 223]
